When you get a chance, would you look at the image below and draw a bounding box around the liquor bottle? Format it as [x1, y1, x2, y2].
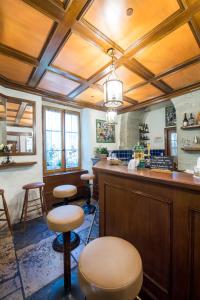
[188, 113, 194, 126]
[183, 113, 188, 127]
[145, 124, 149, 133]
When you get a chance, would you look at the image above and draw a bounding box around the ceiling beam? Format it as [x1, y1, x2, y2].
[123, 1, 200, 59]
[0, 76, 104, 111]
[28, 0, 93, 87]
[23, 0, 65, 21]
[124, 59, 173, 93]
[0, 44, 39, 66]
[119, 80, 200, 114]
[47, 65, 86, 83]
[67, 3, 200, 100]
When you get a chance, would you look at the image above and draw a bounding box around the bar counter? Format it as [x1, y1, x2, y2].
[93, 160, 200, 300]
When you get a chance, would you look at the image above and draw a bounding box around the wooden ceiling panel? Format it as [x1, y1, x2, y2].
[83, 0, 180, 50]
[7, 111, 17, 117]
[52, 33, 111, 79]
[125, 83, 164, 102]
[7, 102, 19, 111]
[0, 54, 33, 83]
[0, 0, 53, 58]
[38, 71, 80, 95]
[75, 87, 104, 103]
[163, 62, 200, 89]
[134, 24, 200, 74]
[97, 65, 145, 91]
[122, 101, 132, 107]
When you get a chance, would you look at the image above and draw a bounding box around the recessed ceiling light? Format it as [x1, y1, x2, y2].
[126, 8, 133, 16]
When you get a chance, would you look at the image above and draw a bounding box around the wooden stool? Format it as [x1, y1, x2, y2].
[47, 205, 84, 297]
[20, 182, 47, 228]
[80, 174, 95, 215]
[52, 185, 80, 253]
[0, 189, 12, 234]
[79, 237, 143, 300]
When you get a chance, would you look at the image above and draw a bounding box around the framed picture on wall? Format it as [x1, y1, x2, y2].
[96, 119, 115, 143]
[165, 105, 176, 127]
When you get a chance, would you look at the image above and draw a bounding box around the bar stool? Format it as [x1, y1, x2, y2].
[79, 236, 143, 300]
[80, 174, 96, 214]
[20, 182, 47, 228]
[0, 189, 12, 234]
[52, 185, 80, 253]
[47, 205, 84, 297]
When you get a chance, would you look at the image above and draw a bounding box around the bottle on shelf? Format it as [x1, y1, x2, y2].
[183, 113, 188, 127]
[188, 113, 195, 126]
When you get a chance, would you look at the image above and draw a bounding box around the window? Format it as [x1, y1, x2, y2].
[43, 107, 80, 173]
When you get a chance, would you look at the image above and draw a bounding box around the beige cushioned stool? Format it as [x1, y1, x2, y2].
[78, 236, 143, 300]
[47, 205, 84, 294]
[80, 174, 95, 181]
[47, 205, 84, 233]
[53, 185, 77, 199]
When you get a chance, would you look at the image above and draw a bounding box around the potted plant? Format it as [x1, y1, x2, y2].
[95, 146, 109, 159]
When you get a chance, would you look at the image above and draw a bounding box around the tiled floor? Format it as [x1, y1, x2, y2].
[0, 201, 99, 300]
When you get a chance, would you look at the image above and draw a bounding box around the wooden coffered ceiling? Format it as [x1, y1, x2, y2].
[1, 0, 200, 113]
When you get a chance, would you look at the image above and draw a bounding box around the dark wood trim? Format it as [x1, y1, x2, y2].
[119, 80, 200, 114]
[0, 44, 39, 66]
[42, 105, 82, 175]
[47, 65, 86, 83]
[0, 93, 36, 156]
[0, 76, 104, 110]
[23, 0, 65, 21]
[28, 0, 93, 87]
[0, 162, 37, 169]
[123, 2, 200, 59]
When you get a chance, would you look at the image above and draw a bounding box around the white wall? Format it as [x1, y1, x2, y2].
[142, 105, 166, 149]
[81, 108, 120, 172]
[0, 85, 43, 224]
[172, 90, 200, 170]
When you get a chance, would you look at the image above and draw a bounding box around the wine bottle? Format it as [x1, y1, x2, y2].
[188, 113, 194, 126]
[183, 113, 188, 127]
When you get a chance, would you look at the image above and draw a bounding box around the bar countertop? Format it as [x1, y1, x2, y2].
[93, 160, 200, 192]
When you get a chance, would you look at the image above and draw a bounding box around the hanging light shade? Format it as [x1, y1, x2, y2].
[103, 48, 123, 108]
[106, 109, 118, 125]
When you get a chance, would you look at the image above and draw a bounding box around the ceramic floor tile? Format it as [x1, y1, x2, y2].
[16, 235, 76, 298]
[13, 217, 53, 251]
[0, 235, 18, 283]
[2, 288, 24, 300]
[27, 268, 84, 300]
[71, 243, 85, 263]
[0, 276, 21, 299]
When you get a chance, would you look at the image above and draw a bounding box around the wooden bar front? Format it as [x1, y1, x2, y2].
[93, 161, 200, 300]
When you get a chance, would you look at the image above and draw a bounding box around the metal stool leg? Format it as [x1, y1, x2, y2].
[86, 203, 98, 244]
[82, 181, 96, 215]
[63, 231, 71, 294]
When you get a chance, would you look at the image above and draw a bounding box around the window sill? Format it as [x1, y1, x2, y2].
[43, 168, 87, 177]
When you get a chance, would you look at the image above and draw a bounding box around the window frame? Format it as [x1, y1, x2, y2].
[43, 106, 81, 175]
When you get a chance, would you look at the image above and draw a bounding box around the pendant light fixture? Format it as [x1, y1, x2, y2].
[103, 48, 123, 108]
[106, 108, 118, 125]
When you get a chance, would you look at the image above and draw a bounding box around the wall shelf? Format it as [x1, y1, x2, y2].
[181, 125, 200, 130]
[0, 162, 37, 170]
[181, 147, 200, 152]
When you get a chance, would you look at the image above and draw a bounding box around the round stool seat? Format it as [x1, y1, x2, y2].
[23, 182, 45, 190]
[78, 236, 143, 300]
[53, 185, 77, 199]
[80, 174, 95, 181]
[47, 205, 84, 233]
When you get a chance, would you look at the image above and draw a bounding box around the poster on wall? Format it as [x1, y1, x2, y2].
[165, 105, 176, 127]
[96, 119, 115, 143]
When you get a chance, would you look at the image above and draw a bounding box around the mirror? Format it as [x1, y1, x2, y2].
[0, 95, 36, 155]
